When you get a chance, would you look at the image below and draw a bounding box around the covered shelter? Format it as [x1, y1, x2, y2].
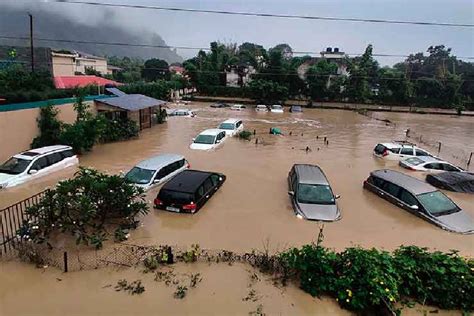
[95, 94, 166, 130]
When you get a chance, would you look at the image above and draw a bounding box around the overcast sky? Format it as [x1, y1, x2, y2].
[3, 0, 474, 65]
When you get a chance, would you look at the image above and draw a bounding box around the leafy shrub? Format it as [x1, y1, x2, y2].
[19, 168, 148, 249]
[393, 246, 474, 310]
[238, 130, 253, 141]
[31, 104, 62, 149]
[59, 119, 100, 154]
[97, 116, 139, 143]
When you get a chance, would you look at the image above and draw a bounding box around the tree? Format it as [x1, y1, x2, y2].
[345, 44, 378, 102]
[247, 79, 289, 103]
[377, 67, 412, 104]
[31, 104, 62, 149]
[306, 60, 338, 101]
[141, 58, 170, 81]
[270, 43, 293, 60]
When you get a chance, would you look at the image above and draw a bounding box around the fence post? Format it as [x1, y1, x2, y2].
[63, 251, 68, 273]
[438, 142, 442, 155]
[468, 152, 473, 167]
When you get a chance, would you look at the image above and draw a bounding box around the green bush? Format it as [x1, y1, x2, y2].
[31, 104, 62, 149]
[238, 130, 253, 141]
[59, 119, 100, 154]
[18, 168, 148, 249]
[279, 245, 473, 312]
[393, 246, 473, 310]
[97, 116, 139, 143]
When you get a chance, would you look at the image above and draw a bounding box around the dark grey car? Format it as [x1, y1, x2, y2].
[364, 169, 474, 234]
[288, 164, 341, 221]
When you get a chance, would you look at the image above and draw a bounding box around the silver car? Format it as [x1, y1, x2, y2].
[288, 164, 341, 221]
[364, 169, 474, 234]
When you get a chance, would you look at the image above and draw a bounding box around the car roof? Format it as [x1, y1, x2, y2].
[173, 108, 191, 112]
[294, 164, 329, 185]
[199, 129, 224, 136]
[15, 145, 73, 160]
[371, 169, 436, 195]
[136, 154, 184, 170]
[415, 156, 441, 163]
[161, 169, 213, 193]
[220, 118, 240, 124]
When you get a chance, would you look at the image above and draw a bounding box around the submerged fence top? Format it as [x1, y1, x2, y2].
[0, 95, 114, 113]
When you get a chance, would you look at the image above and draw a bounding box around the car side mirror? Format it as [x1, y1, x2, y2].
[216, 140, 221, 144]
[335, 194, 341, 199]
[192, 138, 196, 141]
[219, 177, 223, 181]
[153, 179, 160, 184]
[410, 205, 419, 210]
[288, 191, 295, 196]
[28, 169, 38, 175]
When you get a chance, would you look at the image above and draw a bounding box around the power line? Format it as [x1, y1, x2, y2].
[1, 35, 474, 60]
[50, 0, 474, 28]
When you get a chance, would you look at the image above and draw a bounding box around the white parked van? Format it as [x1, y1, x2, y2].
[256, 105, 269, 112]
[218, 119, 244, 137]
[190, 129, 227, 151]
[230, 104, 246, 111]
[271, 104, 284, 113]
[0, 145, 79, 189]
[125, 154, 189, 191]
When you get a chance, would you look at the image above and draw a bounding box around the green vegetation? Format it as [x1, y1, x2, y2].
[18, 168, 148, 249]
[238, 130, 253, 141]
[280, 243, 473, 312]
[31, 96, 139, 153]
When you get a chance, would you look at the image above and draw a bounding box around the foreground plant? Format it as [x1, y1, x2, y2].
[18, 167, 148, 249]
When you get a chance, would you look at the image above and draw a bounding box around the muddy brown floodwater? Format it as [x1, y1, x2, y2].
[1, 102, 473, 315]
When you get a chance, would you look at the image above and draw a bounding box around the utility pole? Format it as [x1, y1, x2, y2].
[28, 13, 35, 73]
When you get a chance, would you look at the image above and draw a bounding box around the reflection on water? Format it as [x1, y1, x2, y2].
[1, 103, 473, 256]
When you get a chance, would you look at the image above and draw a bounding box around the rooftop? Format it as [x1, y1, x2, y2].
[15, 145, 72, 160]
[162, 170, 212, 193]
[294, 164, 329, 185]
[371, 169, 436, 195]
[97, 94, 166, 111]
[136, 154, 185, 171]
[198, 129, 224, 136]
[221, 118, 240, 124]
[54, 75, 121, 89]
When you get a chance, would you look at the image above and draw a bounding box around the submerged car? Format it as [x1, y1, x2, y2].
[399, 156, 463, 172]
[0, 145, 78, 189]
[125, 154, 189, 191]
[364, 169, 474, 234]
[271, 104, 284, 113]
[169, 109, 195, 117]
[290, 105, 303, 113]
[210, 102, 229, 108]
[218, 118, 244, 137]
[373, 142, 433, 161]
[426, 172, 474, 193]
[255, 105, 269, 112]
[154, 169, 226, 213]
[230, 104, 246, 111]
[288, 164, 341, 221]
[190, 129, 227, 151]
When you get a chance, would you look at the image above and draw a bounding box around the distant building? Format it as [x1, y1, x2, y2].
[297, 47, 349, 81]
[54, 75, 121, 89]
[226, 64, 256, 87]
[169, 65, 185, 75]
[52, 50, 111, 77]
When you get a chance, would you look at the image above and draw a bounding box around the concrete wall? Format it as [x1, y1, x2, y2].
[0, 101, 94, 162]
[52, 55, 75, 76]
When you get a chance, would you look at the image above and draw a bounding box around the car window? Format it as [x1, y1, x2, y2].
[442, 163, 459, 172]
[389, 147, 401, 154]
[400, 147, 414, 155]
[61, 150, 74, 159]
[291, 170, 297, 189]
[30, 157, 48, 171]
[399, 189, 418, 207]
[237, 121, 242, 128]
[382, 181, 401, 197]
[47, 153, 63, 166]
[371, 176, 386, 189]
[155, 166, 171, 180]
[415, 149, 430, 156]
[425, 163, 442, 170]
[203, 178, 213, 193]
[196, 185, 205, 199]
[210, 174, 220, 186]
[177, 159, 185, 169]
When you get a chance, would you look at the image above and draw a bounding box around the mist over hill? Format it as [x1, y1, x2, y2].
[0, 5, 183, 63]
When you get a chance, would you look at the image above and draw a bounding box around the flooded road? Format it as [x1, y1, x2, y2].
[1, 103, 473, 256]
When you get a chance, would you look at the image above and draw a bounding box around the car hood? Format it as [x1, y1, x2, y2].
[0, 173, 17, 187]
[435, 211, 474, 234]
[296, 202, 341, 221]
[190, 143, 214, 150]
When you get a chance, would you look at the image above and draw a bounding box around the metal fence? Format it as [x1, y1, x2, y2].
[0, 190, 48, 256]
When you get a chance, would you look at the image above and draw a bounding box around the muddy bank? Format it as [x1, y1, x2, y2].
[0, 260, 351, 316]
[1, 102, 473, 256]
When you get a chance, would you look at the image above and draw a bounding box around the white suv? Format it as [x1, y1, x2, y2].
[218, 119, 244, 137]
[0, 145, 79, 189]
[373, 142, 433, 161]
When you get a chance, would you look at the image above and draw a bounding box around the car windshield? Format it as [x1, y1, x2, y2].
[159, 189, 193, 204]
[219, 123, 235, 130]
[297, 184, 335, 205]
[194, 134, 216, 144]
[125, 167, 155, 184]
[405, 157, 424, 165]
[0, 157, 31, 175]
[272, 105, 282, 109]
[417, 191, 460, 216]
